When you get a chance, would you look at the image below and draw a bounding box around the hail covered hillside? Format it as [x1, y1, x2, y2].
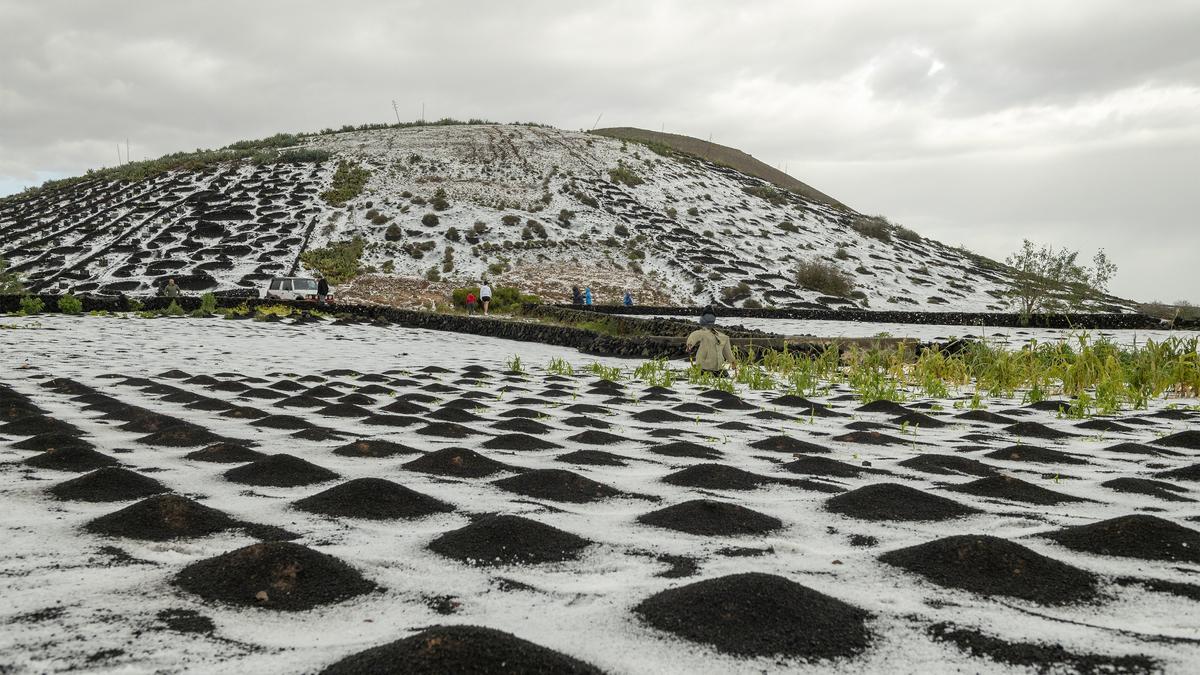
[0, 123, 1135, 311]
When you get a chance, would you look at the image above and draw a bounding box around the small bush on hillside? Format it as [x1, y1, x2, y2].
[58, 294, 83, 314]
[850, 216, 892, 243]
[445, 227, 460, 242]
[472, 221, 487, 234]
[501, 214, 522, 227]
[743, 185, 789, 206]
[411, 195, 427, 206]
[527, 220, 547, 239]
[369, 211, 390, 225]
[385, 223, 402, 241]
[743, 298, 762, 309]
[614, 223, 629, 237]
[608, 162, 644, 187]
[795, 259, 854, 297]
[300, 237, 365, 283]
[834, 247, 850, 260]
[0, 257, 23, 294]
[431, 188, 450, 211]
[19, 295, 44, 315]
[421, 213, 440, 227]
[687, 207, 699, 217]
[557, 209, 575, 226]
[199, 292, 217, 314]
[895, 225, 921, 242]
[721, 282, 752, 303]
[665, 207, 677, 219]
[425, 267, 441, 282]
[163, 300, 185, 317]
[320, 161, 371, 207]
[380, 260, 395, 274]
[487, 262, 506, 276]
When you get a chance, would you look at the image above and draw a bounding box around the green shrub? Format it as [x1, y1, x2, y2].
[850, 216, 892, 243]
[425, 267, 441, 282]
[452, 285, 539, 312]
[834, 247, 850, 260]
[0, 257, 24, 294]
[614, 223, 629, 237]
[743, 185, 789, 206]
[557, 209, 576, 226]
[320, 161, 371, 207]
[445, 227, 460, 242]
[385, 223, 402, 241]
[487, 262, 506, 276]
[472, 221, 487, 234]
[501, 214, 521, 227]
[608, 162, 644, 187]
[381, 260, 395, 274]
[199, 292, 217, 314]
[431, 188, 450, 211]
[776, 220, 799, 233]
[300, 237, 365, 283]
[665, 207, 677, 219]
[796, 259, 854, 297]
[19, 295, 44, 315]
[58, 294, 83, 314]
[687, 207, 699, 217]
[163, 300, 185, 316]
[895, 225, 921, 242]
[421, 213, 440, 227]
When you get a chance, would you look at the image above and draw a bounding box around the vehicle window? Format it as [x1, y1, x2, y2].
[281, 279, 293, 291]
[294, 279, 318, 291]
[269, 279, 282, 290]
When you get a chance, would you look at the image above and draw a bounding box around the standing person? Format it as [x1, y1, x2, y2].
[623, 289, 633, 307]
[479, 280, 492, 316]
[685, 306, 735, 376]
[162, 278, 180, 298]
[465, 291, 477, 315]
[584, 287, 593, 306]
[316, 274, 330, 304]
[571, 286, 583, 305]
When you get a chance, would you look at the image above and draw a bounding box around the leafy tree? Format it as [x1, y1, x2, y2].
[1005, 240, 1116, 319]
[0, 257, 24, 294]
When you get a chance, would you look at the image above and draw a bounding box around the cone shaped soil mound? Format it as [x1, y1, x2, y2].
[892, 412, 950, 429]
[832, 431, 906, 446]
[567, 430, 630, 446]
[780, 455, 888, 478]
[294, 478, 454, 520]
[1039, 515, 1200, 563]
[556, 450, 630, 466]
[880, 534, 1098, 605]
[50, 467, 167, 502]
[491, 418, 557, 435]
[320, 624, 605, 675]
[750, 435, 831, 454]
[1102, 478, 1194, 502]
[648, 441, 722, 460]
[332, 438, 422, 458]
[85, 494, 242, 540]
[2, 415, 83, 437]
[185, 442, 268, 463]
[492, 469, 622, 503]
[1102, 442, 1181, 457]
[224, 454, 339, 487]
[1154, 463, 1200, 481]
[12, 432, 94, 452]
[1004, 422, 1076, 440]
[415, 422, 484, 438]
[638, 500, 782, 536]
[946, 475, 1088, 505]
[23, 445, 118, 472]
[483, 433, 561, 451]
[175, 541, 375, 611]
[826, 484, 980, 521]
[663, 464, 779, 490]
[633, 572, 872, 660]
[1154, 430, 1200, 450]
[403, 448, 515, 478]
[137, 425, 231, 447]
[984, 445, 1089, 465]
[899, 454, 998, 477]
[632, 409, 691, 423]
[954, 410, 1019, 425]
[428, 514, 591, 566]
[927, 621, 1158, 674]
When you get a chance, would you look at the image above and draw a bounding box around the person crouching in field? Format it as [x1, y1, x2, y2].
[686, 306, 735, 376]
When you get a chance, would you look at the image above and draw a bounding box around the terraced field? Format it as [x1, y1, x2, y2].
[2, 314, 1198, 673]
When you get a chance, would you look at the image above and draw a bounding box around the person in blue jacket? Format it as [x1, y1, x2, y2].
[584, 287, 593, 305]
[623, 290, 633, 306]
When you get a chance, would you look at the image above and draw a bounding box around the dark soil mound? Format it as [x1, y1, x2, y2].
[483, 433, 561, 451]
[361, 414, 421, 427]
[332, 439, 421, 458]
[415, 422, 484, 438]
[880, 534, 1097, 604]
[320, 624, 604, 675]
[946, 475, 1087, 505]
[954, 410, 1018, 425]
[633, 572, 872, 660]
[498, 407, 541, 419]
[826, 483, 980, 521]
[898, 454, 997, 477]
[984, 445, 1089, 465]
[294, 478, 454, 520]
[278, 395, 329, 408]
[1154, 430, 1200, 450]
[224, 454, 339, 487]
[1, 415, 83, 437]
[1154, 463, 1200, 481]
[491, 418, 556, 435]
[220, 406, 268, 419]
[556, 450, 629, 466]
[648, 440, 722, 460]
[673, 402, 715, 414]
[403, 447, 515, 478]
[637, 499, 782, 536]
[1024, 399, 1072, 413]
[780, 455, 888, 478]
[250, 414, 314, 430]
[928, 622, 1157, 674]
[24, 446, 118, 472]
[1102, 478, 1194, 502]
[1004, 421, 1076, 440]
[831, 431, 906, 446]
[137, 425, 230, 447]
[492, 469, 622, 503]
[566, 430, 629, 445]
[380, 400, 429, 415]
[1074, 419, 1134, 433]
[85, 494, 240, 540]
[562, 415, 610, 429]
[117, 411, 187, 433]
[157, 608, 215, 634]
[892, 412, 950, 429]
[1040, 515, 1200, 563]
[770, 394, 823, 408]
[185, 443, 268, 463]
[663, 464, 779, 490]
[175, 541, 375, 611]
[716, 420, 757, 431]
[428, 514, 591, 566]
[426, 407, 480, 423]
[12, 432, 94, 452]
[292, 428, 348, 442]
[749, 435, 831, 454]
[1102, 442, 1181, 457]
[857, 400, 909, 415]
[336, 394, 376, 406]
[50, 468, 167, 502]
[632, 409, 691, 423]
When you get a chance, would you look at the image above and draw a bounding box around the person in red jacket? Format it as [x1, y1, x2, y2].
[465, 292, 477, 315]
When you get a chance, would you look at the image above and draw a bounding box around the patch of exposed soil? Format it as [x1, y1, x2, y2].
[428, 514, 591, 566]
[294, 478, 454, 519]
[637, 499, 782, 536]
[50, 467, 167, 502]
[826, 483, 980, 521]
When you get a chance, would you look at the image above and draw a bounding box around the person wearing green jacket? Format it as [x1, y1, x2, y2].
[685, 306, 735, 376]
[162, 278, 181, 298]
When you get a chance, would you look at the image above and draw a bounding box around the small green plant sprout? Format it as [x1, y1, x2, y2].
[586, 362, 623, 382]
[546, 357, 574, 377]
[505, 354, 524, 374]
[57, 294, 83, 314]
[19, 295, 45, 316]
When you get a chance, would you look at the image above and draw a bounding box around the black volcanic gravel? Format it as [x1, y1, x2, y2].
[361, 414, 422, 427]
[647, 440, 722, 460]
[483, 433, 561, 451]
[831, 431, 907, 446]
[224, 454, 339, 487]
[491, 418, 556, 435]
[250, 414, 314, 430]
[319, 625, 604, 675]
[1102, 478, 1194, 502]
[498, 407, 541, 419]
[12, 432, 94, 452]
[426, 407, 479, 423]
[428, 514, 591, 566]
[492, 469, 623, 503]
[631, 409, 691, 424]
[1102, 442, 1181, 457]
[380, 400, 429, 415]
[137, 425, 231, 447]
[1154, 430, 1200, 450]
[332, 439, 421, 458]
[899, 454, 998, 477]
[892, 412, 950, 429]
[1154, 463, 1200, 481]
[294, 478, 454, 519]
[633, 572, 872, 660]
[663, 464, 779, 490]
[826, 483, 980, 521]
[1004, 421, 1077, 440]
[637, 499, 782, 536]
[85, 494, 241, 540]
[556, 450, 630, 466]
[954, 410, 1019, 425]
[1, 415, 83, 437]
[750, 435, 831, 454]
[1040, 515, 1200, 563]
[403, 447, 515, 478]
[947, 475, 1088, 505]
[316, 404, 373, 418]
[185, 443, 267, 463]
[857, 400, 909, 415]
[175, 541, 375, 611]
[928, 622, 1157, 674]
[50, 467, 167, 502]
[984, 445, 1089, 465]
[415, 422, 484, 438]
[880, 534, 1097, 604]
[563, 415, 610, 429]
[24, 445, 118, 472]
[567, 430, 629, 445]
[780, 455, 889, 478]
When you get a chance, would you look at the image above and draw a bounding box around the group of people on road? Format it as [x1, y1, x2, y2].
[571, 286, 634, 307]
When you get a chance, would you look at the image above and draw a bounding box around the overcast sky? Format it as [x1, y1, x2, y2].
[2, 0, 1197, 302]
